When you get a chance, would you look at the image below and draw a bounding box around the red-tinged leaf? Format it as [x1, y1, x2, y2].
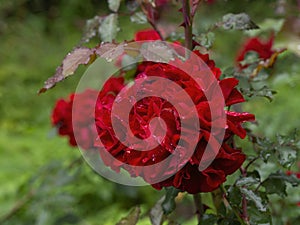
[94, 42, 124, 60]
[39, 47, 95, 94]
[39, 42, 125, 94]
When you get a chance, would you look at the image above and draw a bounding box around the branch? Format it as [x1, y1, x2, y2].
[220, 185, 248, 225]
[240, 167, 250, 224]
[140, 3, 164, 40]
[0, 190, 34, 223]
[182, 0, 193, 50]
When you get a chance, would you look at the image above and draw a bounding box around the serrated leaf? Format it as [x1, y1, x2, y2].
[240, 85, 277, 102]
[247, 202, 272, 225]
[222, 13, 259, 30]
[240, 188, 267, 212]
[116, 206, 140, 225]
[150, 196, 165, 225]
[278, 146, 297, 168]
[108, 0, 121, 12]
[236, 176, 260, 187]
[39, 43, 122, 93]
[227, 186, 242, 207]
[39, 47, 95, 93]
[162, 187, 180, 215]
[99, 13, 119, 42]
[95, 42, 124, 62]
[268, 171, 300, 187]
[239, 51, 260, 67]
[262, 174, 287, 197]
[140, 42, 175, 62]
[81, 16, 103, 43]
[196, 32, 215, 49]
[130, 11, 148, 24]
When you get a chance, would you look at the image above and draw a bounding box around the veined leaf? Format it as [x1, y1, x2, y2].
[99, 13, 120, 42]
[39, 43, 122, 93]
[81, 16, 103, 43]
[162, 187, 180, 215]
[221, 13, 259, 30]
[130, 12, 148, 24]
[108, 0, 121, 12]
[39, 47, 95, 93]
[240, 188, 267, 212]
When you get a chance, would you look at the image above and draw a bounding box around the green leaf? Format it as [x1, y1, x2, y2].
[161, 187, 180, 215]
[227, 186, 242, 207]
[247, 201, 272, 225]
[150, 197, 165, 225]
[116, 206, 141, 225]
[240, 188, 267, 212]
[277, 146, 297, 168]
[81, 16, 103, 43]
[121, 54, 138, 71]
[130, 12, 148, 24]
[200, 214, 218, 224]
[236, 176, 260, 188]
[262, 174, 287, 197]
[99, 13, 119, 42]
[266, 171, 300, 187]
[222, 13, 259, 30]
[239, 51, 260, 67]
[108, 0, 121, 12]
[196, 32, 215, 49]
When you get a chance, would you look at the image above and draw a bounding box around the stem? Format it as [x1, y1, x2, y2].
[182, 0, 193, 50]
[148, 20, 164, 40]
[193, 193, 204, 224]
[220, 185, 248, 225]
[240, 167, 250, 224]
[244, 156, 259, 171]
[0, 190, 34, 223]
[140, 4, 164, 40]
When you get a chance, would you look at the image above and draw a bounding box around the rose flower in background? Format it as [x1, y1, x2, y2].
[236, 36, 275, 69]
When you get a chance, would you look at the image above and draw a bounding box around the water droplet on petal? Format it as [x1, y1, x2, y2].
[142, 157, 149, 164]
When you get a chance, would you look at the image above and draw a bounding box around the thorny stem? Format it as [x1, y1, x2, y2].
[240, 167, 250, 224]
[193, 193, 204, 224]
[220, 185, 248, 225]
[182, 0, 193, 50]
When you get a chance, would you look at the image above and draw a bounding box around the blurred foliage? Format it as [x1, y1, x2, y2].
[0, 0, 300, 224]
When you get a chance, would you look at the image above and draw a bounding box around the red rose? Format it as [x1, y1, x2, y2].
[94, 50, 255, 193]
[236, 36, 275, 69]
[134, 29, 161, 41]
[52, 89, 99, 150]
[52, 96, 76, 146]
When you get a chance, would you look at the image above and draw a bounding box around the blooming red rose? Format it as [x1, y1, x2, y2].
[236, 36, 275, 69]
[134, 29, 161, 41]
[94, 49, 255, 193]
[52, 89, 99, 150]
